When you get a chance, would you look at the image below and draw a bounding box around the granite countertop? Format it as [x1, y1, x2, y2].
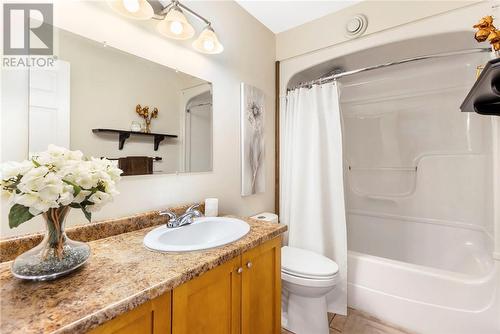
[0, 217, 286, 334]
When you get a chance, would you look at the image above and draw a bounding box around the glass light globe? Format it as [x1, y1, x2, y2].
[170, 21, 184, 35]
[193, 26, 224, 54]
[203, 39, 215, 51]
[122, 0, 140, 13]
[157, 6, 195, 40]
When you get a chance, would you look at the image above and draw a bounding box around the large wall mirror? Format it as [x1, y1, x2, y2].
[11, 27, 212, 176]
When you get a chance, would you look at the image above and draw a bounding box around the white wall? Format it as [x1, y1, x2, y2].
[1, 0, 276, 238]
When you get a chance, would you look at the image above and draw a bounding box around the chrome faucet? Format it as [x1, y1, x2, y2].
[158, 204, 203, 228]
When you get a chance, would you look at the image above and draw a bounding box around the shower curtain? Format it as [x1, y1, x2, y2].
[280, 82, 347, 315]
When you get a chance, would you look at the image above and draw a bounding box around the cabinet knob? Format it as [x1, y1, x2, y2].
[237, 267, 243, 274]
[246, 261, 252, 269]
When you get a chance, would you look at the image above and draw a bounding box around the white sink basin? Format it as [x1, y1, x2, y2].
[143, 217, 250, 252]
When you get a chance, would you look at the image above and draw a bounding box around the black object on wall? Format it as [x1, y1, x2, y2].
[92, 128, 177, 151]
[461, 57, 500, 116]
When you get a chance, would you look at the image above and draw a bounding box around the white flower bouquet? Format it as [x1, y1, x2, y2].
[1, 145, 122, 280]
[1, 145, 122, 228]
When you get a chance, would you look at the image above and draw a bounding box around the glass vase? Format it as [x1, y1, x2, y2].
[11, 207, 90, 281]
[144, 119, 152, 133]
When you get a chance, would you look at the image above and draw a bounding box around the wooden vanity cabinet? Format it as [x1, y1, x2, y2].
[89, 237, 281, 334]
[172, 256, 242, 334]
[241, 237, 281, 334]
[88, 292, 171, 334]
[172, 237, 282, 334]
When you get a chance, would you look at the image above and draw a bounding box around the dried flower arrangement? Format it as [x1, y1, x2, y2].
[473, 16, 500, 51]
[135, 104, 159, 133]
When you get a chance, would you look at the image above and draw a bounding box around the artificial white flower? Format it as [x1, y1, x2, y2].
[2, 145, 122, 226]
[35, 145, 84, 168]
[0, 160, 34, 180]
[14, 192, 57, 216]
[17, 166, 51, 193]
[73, 190, 91, 204]
[88, 191, 111, 204]
[58, 184, 75, 206]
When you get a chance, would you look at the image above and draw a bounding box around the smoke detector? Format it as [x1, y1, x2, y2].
[345, 14, 368, 38]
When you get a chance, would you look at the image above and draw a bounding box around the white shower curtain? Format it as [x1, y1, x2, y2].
[280, 82, 347, 315]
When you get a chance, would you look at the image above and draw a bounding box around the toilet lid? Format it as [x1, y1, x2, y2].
[281, 246, 339, 279]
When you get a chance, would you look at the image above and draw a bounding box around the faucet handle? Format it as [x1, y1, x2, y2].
[186, 203, 199, 212]
[159, 209, 178, 227]
[185, 204, 202, 217]
[159, 209, 177, 219]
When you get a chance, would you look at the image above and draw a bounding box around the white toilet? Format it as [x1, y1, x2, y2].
[250, 213, 339, 334]
[281, 246, 339, 334]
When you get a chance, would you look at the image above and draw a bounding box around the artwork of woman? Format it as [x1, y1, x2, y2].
[241, 83, 265, 196]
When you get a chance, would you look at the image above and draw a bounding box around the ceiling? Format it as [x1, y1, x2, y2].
[235, 1, 361, 34]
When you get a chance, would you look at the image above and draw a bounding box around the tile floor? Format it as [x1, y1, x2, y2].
[282, 308, 414, 334]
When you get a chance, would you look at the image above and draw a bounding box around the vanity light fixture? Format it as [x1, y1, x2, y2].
[108, 0, 224, 54]
[157, 3, 195, 40]
[106, 0, 154, 20]
[192, 25, 224, 54]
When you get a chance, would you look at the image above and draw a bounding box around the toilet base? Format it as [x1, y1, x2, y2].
[285, 293, 329, 334]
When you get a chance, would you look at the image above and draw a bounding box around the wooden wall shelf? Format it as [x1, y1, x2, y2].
[461, 57, 500, 116]
[92, 128, 177, 151]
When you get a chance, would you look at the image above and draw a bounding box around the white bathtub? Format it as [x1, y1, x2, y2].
[347, 212, 500, 334]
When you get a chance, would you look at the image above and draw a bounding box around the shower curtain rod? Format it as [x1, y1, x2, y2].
[288, 47, 492, 91]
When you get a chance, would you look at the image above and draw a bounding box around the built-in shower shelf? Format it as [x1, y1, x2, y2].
[92, 128, 178, 151]
[461, 57, 500, 116]
[348, 165, 418, 199]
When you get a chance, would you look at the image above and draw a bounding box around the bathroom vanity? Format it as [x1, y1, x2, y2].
[0, 210, 286, 334]
[91, 237, 281, 334]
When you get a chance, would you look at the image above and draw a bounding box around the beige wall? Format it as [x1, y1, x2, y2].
[0, 0, 276, 237]
[276, 0, 479, 61]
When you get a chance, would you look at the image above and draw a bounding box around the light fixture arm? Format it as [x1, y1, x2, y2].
[175, 1, 211, 26]
[153, 0, 212, 27]
[154, 0, 212, 26]
[152, 2, 173, 20]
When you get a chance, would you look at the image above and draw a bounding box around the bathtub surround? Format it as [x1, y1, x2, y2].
[0, 216, 286, 334]
[1, 0, 276, 238]
[340, 39, 496, 334]
[278, 2, 499, 333]
[281, 82, 347, 315]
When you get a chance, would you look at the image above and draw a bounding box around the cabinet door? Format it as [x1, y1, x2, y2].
[172, 256, 241, 334]
[89, 292, 171, 334]
[241, 237, 282, 334]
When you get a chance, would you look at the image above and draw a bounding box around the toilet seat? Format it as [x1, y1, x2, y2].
[282, 270, 339, 288]
[281, 246, 339, 280]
